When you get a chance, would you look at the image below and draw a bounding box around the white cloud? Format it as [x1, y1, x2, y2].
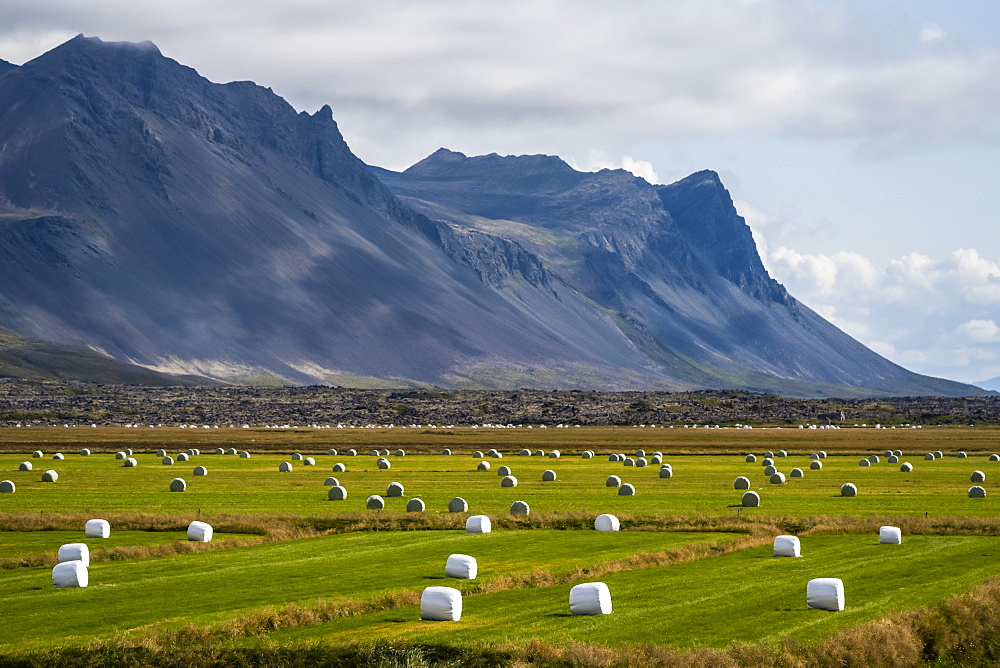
[577, 151, 660, 184]
[956, 319, 1000, 343]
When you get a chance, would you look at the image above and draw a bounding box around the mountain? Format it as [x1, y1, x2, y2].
[974, 377, 1000, 392]
[0, 59, 15, 73]
[0, 36, 985, 396]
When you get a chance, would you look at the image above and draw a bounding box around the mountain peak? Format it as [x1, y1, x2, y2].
[404, 148, 575, 180]
[0, 58, 17, 72]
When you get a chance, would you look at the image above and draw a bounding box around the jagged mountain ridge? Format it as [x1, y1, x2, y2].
[0, 35, 984, 396]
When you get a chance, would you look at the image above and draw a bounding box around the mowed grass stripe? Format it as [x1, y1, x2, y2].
[271, 534, 1000, 650]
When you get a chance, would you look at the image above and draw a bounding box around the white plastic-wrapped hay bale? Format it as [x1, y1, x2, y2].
[395, 449, 406, 457]
[377, 458, 391, 470]
[449, 497, 468, 513]
[162, 456, 174, 465]
[473, 451, 484, 458]
[818, 451, 828, 459]
[187, 521, 213, 542]
[177, 453, 189, 462]
[497, 465, 512, 476]
[332, 463, 346, 472]
[85, 519, 110, 538]
[41, 470, 58, 482]
[924, 453, 935, 460]
[170, 478, 186, 492]
[292, 453, 303, 461]
[777, 450, 788, 457]
[366, 494, 386, 510]
[958, 452, 968, 458]
[898, 462, 913, 473]
[991, 454, 1000, 462]
[810, 460, 823, 470]
[193, 466, 207, 476]
[935, 451, 943, 459]
[0, 480, 14, 493]
[894, 450, 903, 457]
[746, 454, 757, 462]
[807, 578, 845, 611]
[659, 467, 673, 479]
[370, 449, 379, 457]
[123, 457, 137, 467]
[769, 472, 786, 484]
[969, 486, 987, 498]
[650, 454, 662, 465]
[324, 476, 340, 486]
[569, 582, 612, 615]
[549, 450, 561, 459]
[501, 475, 518, 487]
[156, 449, 167, 457]
[790, 468, 804, 478]
[442, 449, 452, 456]
[773, 535, 801, 557]
[53, 453, 64, 460]
[477, 461, 491, 472]
[466, 515, 492, 533]
[346, 449, 357, 457]
[18, 461, 32, 471]
[618, 483, 636, 496]
[734, 476, 751, 490]
[636, 457, 648, 468]
[971, 470, 986, 483]
[623, 458, 635, 467]
[32, 450, 43, 458]
[406, 498, 425, 512]
[884, 450, 893, 457]
[303, 457, 316, 466]
[594, 514, 620, 531]
[742, 491, 760, 507]
[421, 586, 462, 621]
[761, 457, 774, 467]
[487, 449, 498, 457]
[52, 560, 88, 588]
[328, 486, 348, 501]
[868, 455, 880, 463]
[227, 448, 237, 455]
[605, 475, 621, 487]
[859, 459, 870, 467]
[215, 448, 225, 455]
[841, 483, 858, 497]
[542, 469, 557, 481]
[446, 554, 477, 579]
[609, 454, 619, 462]
[879, 526, 902, 544]
[327, 449, 338, 456]
[810, 453, 819, 459]
[189, 448, 199, 456]
[763, 463, 778, 475]
[386, 481, 405, 497]
[79, 449, 91, 456]
[239, 451, 250, 459]
[380, 449, 390, 457]
[58, 543, 90, 567]
[533, 450, 545, 457]
[115, 451, 126, 460]
[888, 455, 899, 464]
[279, 462, 293, 472]
[519, 449, 531, 456]
[510, 500, 530, 515]
[764, 451, 774, 458]
[635, 449, 646, 457]
[582, 451, 594, 459]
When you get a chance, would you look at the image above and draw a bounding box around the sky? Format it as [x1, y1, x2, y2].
[2, 0, 999, 386]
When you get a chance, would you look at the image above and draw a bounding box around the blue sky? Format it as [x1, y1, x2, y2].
[1, 0, 998, 385]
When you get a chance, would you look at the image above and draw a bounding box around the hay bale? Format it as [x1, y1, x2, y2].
[187, 521, 213, 542]
[734, 476, 750, 489]
[193, 465, 207, 476]
[445, 554, 477, 579]
[609, 454, 619, 462]
[777, 450, 788, 457]
[279, 462, 293, 472]
[742, 491, 760, 507]
[52, 561, 88, 588]
[790, 468, 804, 478]
[884, 450, 893, 457]
[635, 449, 646, 457]
[818, 451, 827, 458]
[386, 481, 405, 497]
[0, 480, 14, 493]
[594, 514, 620, 531]
[395, 449, 406, 457]
[971, 470, 986, 483]
[868, 455, 880, 463]
[466, 515, 492, 533]
[810, 461, 822, 470]
[764, 465, 777, 476]
[327, 449, 338, 456]
[79, 449, 90, 456]
[162, 456, 174, 465]
[346, 449, 357, 456]
[745, 454, 757, 462]
[170, 478, 186, 492]
[487, 449, 500, 458]
[879, 526, 902, 544]
[53, 453, 64, 460]
[618, 483, 636, 496]
[894, 450, 902, 457]
[156, 449, 167, 457]
[520, 449, 531, 456]
[807, 578, 845, 611]
[764, 451, 774, 458]
[569, 582, 612, 615]
[549, 450, 561, 459]
[449, 497, 469, 513]
[227, 448, 237, 455]
[650, 454, 662, 465]
[58, 543, 90, 566]
[969, 486, 987, 498]
[473, 451, 484, 458]
[623, 458, 635, 467]
[379, 449, 390, 457]
[177, 453, 189, 461]
[18, 461, 32, 471]
[115, 452, 126, 460]
[542, 469, 557, 481]
[85, 519, 110, 538]
[32, 451, 42, 458]
[769, 472, 786, 484]
[773, 535, 801, 557]
[497, 466, 512, 476]
[406, 498, 425, 512]
[369, 449, 379, 456]
[841, 483, 858, 497]
[215, 448, 225, 455]
[332, 463, 346, 472]
[935, 451, 943, 459]
[303, 457, 316, 466]
[636, 457, 648, 467]
[761, 458, 774, 467]
[924, 453, 934, 460]
[605, 475, 621, 487]
[377, 458, 391, 470]
[239, 451, 250, 458]
[420, 586, 462, 621]
[533, 450, 544, 457]
[888, 455, 899, 463]
[659, 467, 673, 479]
[123, 457, 137, 467]
[328, 486, 348, 501]
[124, 449, 132, 456]
[958, 452, 968, 458]
[324, 477, 340, 486]
[292, 453, 303, 461]
[899, 462, 913, 472]
[442, 449, 452, 455]
[41, 470, 58, 482]
[501, 475, 518, 487]
[189, 449, 199, 456]
[582, 451, 594, 459]
[991, 454, 1000, 462]
[366, 495, 386, 510]
[810, 453, 819, 459]
[859, 459, 870, 467]
[510, 500, 530, 515]
[477, 461, 491, 472]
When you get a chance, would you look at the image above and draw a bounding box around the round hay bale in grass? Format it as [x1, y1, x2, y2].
[594, 514, 620, 531]
[53, 453, 64, 460]
[124, 449, 133, 456]
[894, 450, 902, 457]
[187, 521, 213, 542]
[899, 462, 913, 472]
[379, 449, 389, 457]
[542, 469, 557, 481]
[533, 450, 544, 457]
[156, 449, 167, 457]
[969, 486, 987, 498]
[421, 586, 462, 621]
[510, 500, 530, 515]
[790, 468, 804, 478]
[636, 457, 648, 468]
[569, 582, 612, 615]
[190, 449, 199, 456]
[386, 482, 405, 497]
[327, 449, 337, 456]
[162, 457, 174, 465]
[818, 451, 828, 459]
[279, 462, 293, 472]
[215, 448, 225, 455]
[764, 451, 774, 458]
[473, 451, 484, 458]
[859, 459, 870, 467]
[227, 448, 237, 455]
[935, 451, 943, 459]
[41, 470, 58, 482]
[659, 467, 673, 479]
[193, 466, 207, 476]
[650, 454, 662, 465]
[442, 449, 452, 456]
[85, 519, 110, 538]
[810, 460, 823, 470]
[548, 450, 560, 459]
[497, 466, 511, 476]
[487, 449, 498, 457]
[303, 457, 316, 466]
[606, 475, 622, 487]
[841, 483, 858, 497]
[734, 476, 750, 489]
[958, 452, 968, 458]
[115, 452, 126, 460]
[377, 458, 391, 470]
[366, 495, 386, 510]
[292, 453, 303, 461]
[18, 461, 31, 471]
[623, 458, 635, 467]
[52, 561, 88, 588]
[170, 478, 186, 492]
[991, 454, 1000, 462]
[746, 454, 757, 462]
[810, 453, 819, 459]
[58, 543, 90, 566]
[618, 483, 636, 496]
[449, 497, 469, 513]
[0, 480, 14, 493]
[888, 455, 899, 464]
[239, 451, 250, 458]
[764, 465, 777, 476]
[609, 454, 619, 462]
[369, 450, 379, 457]
[332, 463, 346, 472]
[32, 451, 42, 458]
[395, 449, 405, 457]
[445, 554, 477, 579]
[477, 461, 491, 472]
[324, 477, 339, 486]
[868, 455, 880, 463]
[884, 450, 893, 457]
[924, 453, 935, 460]
[466, 515, 491, 533]
[501, 475, 518, 487]
[177, 453, 189, 462]
[807, 578, 844, 611]
[761, 458, 774, 467]
[406, 498, 425, 512]
[493, 452, 504, 459]
[773, 535, 801, 557]
[346, 449, 357, 456]
[879, 526, 902, 544]
[519, 449, 531, 456]
[742, 491, 760, 507]
[777, 450, 788, 457]
[123, 458, 137, 468]
[79, 449, 90, 456]
[582, 451, 594, 459]
[328, 486, 348, 501]
[971, 470, 986, 483]
[769, 472, 786, 484]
